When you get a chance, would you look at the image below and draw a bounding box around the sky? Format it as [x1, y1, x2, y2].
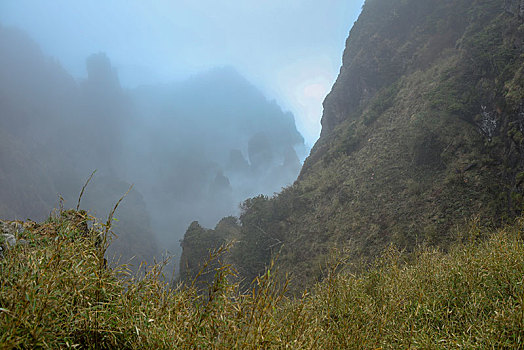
[0, 0, 364, 145]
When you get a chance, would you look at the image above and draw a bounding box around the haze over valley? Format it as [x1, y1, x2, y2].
[1, 1, 524, 347]
[0, 25, 312, 264]
[0, 1, 364, 268]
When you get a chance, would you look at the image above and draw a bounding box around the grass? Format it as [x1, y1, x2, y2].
[2, 210, 524, 348]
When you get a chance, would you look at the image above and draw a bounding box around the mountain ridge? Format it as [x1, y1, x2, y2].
[180, 0, 524, 291]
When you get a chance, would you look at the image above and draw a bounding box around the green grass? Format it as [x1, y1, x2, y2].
[2, 210, 524, 348]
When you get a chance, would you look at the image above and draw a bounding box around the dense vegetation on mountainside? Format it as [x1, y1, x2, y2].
[2, 210, 524, 348]
[180, 0, 524, 290]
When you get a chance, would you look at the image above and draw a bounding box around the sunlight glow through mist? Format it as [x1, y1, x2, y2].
[0, 0, 364, 145]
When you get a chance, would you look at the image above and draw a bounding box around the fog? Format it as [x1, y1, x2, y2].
[0, 0, 364, 144]
[0, 2, 363, 271]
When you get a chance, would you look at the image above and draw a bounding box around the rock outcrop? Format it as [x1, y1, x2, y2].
[0, 220, 28, 258]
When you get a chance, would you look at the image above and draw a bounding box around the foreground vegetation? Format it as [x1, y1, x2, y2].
[1, 209, 524, 348]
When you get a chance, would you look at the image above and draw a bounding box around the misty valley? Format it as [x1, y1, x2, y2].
[0, 26, 305, 269]
[1, 0, 524, 348]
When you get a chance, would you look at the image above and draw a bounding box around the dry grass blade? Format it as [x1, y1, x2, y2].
[104, 183, 133, 235]
[76, 169, 97, 211]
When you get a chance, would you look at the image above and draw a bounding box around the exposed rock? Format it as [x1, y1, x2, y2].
[0, 220, 22, 235]
[1, 234, 16, 247]
[0, 220, 37, 258]
[0, 221, 21, 258]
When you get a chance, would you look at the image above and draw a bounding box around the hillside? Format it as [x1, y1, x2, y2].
[180, 0, 524, 289]
[3, 209, 524, 347]
[3, 0, 524, 346]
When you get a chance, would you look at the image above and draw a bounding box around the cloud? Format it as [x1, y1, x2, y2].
[0, 0, 364, 145]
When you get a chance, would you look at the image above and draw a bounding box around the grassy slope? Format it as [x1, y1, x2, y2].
[2, 210, 524, 348]
[191, 0, 524, 290]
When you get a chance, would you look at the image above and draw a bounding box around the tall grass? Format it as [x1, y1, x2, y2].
[1, 211, 524, 348]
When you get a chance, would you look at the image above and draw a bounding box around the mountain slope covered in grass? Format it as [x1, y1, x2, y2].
[180, 0, 524, 290]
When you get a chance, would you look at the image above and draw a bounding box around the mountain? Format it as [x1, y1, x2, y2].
[0, 25, 305, 269]
[180, 0, 524, 290]
[125, 66, 305, 261]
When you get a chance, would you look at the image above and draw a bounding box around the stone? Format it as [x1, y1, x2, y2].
[0, 220, 27, 258]
[0, 233, 16, 259]
[0, 220, 23, 236]
[1, 234, 16, 247]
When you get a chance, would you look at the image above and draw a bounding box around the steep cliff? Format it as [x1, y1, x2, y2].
[181, 0, 524, 290]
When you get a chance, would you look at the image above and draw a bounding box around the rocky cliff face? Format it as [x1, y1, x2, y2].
[180, 0, 524, 291]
